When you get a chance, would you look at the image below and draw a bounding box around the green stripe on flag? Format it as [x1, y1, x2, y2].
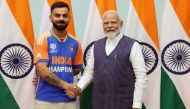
[142, 103, 146, 109]
[0, 74, 19, 109]
[80, 69, 93, 109]
[80, 83, 93, 109]
[161, 67, 186, 109]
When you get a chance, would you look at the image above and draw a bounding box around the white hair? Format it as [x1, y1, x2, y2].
[102, 10, 122, 21]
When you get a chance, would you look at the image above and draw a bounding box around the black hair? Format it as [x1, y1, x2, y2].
[51, 1, 70, 12]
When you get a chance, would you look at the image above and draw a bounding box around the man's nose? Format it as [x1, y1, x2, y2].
[59, 16, 64, 20]
[107, 22, 113, 27]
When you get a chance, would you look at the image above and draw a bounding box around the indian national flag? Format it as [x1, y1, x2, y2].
[0, 0, 35, 109]
[125, 0, 160, 109]
[160, 0, 190, 108]
[39, 0, 76, 36]
[80, 0, 116, 109]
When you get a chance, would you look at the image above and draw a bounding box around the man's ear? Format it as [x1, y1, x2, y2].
[68, 15, 71, 23]
[120, 20, 123, 28]
[49, 15, 52, 22]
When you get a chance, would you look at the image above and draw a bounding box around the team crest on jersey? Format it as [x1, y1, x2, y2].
[50, 43, 57, 53]
[69, 45, 75, 53]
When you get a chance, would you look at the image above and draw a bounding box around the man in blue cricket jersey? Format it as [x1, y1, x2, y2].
[33, 1, 82, 109]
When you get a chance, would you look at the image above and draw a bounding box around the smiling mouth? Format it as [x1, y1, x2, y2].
[57, 23, 65, 25]
[106, 30, 115, 32]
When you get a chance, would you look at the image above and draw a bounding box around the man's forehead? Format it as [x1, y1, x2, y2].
[103, 19, 118, 22]
[52, 7, 69, 14]
[102, 13, 119, 20]
[103, 16, 119, 22]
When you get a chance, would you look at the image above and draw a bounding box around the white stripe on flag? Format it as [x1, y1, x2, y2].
[82, 0, 104, 50]
[39, 0, 52, 35]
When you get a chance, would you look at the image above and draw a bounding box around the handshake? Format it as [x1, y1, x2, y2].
[32, 77, 81, 98]
[65, 84, 81, 98]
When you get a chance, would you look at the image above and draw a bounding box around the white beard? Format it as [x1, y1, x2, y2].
[105, 29, 120, 39]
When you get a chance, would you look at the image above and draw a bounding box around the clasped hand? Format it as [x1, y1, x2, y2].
[65, 84, 81, 98]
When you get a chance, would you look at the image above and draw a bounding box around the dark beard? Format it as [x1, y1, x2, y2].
[52, 21, 68, 31]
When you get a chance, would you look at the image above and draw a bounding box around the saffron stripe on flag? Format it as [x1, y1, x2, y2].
[170, 0, 190, 38]
[132, 0, 159, 49]
[6, 0, 34, 47]
[96, 0, 116, 17]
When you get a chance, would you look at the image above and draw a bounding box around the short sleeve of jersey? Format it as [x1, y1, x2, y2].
[33, 35, 49, 64]
[73, 41, 83, 68]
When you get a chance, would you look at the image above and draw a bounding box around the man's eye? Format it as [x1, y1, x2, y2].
[54, 14, 60, 17]
[104, 22, 109, 25]
[63, 14, 69, 18]
[103, 21, 117, 25]
[111, 21, 117, 24]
